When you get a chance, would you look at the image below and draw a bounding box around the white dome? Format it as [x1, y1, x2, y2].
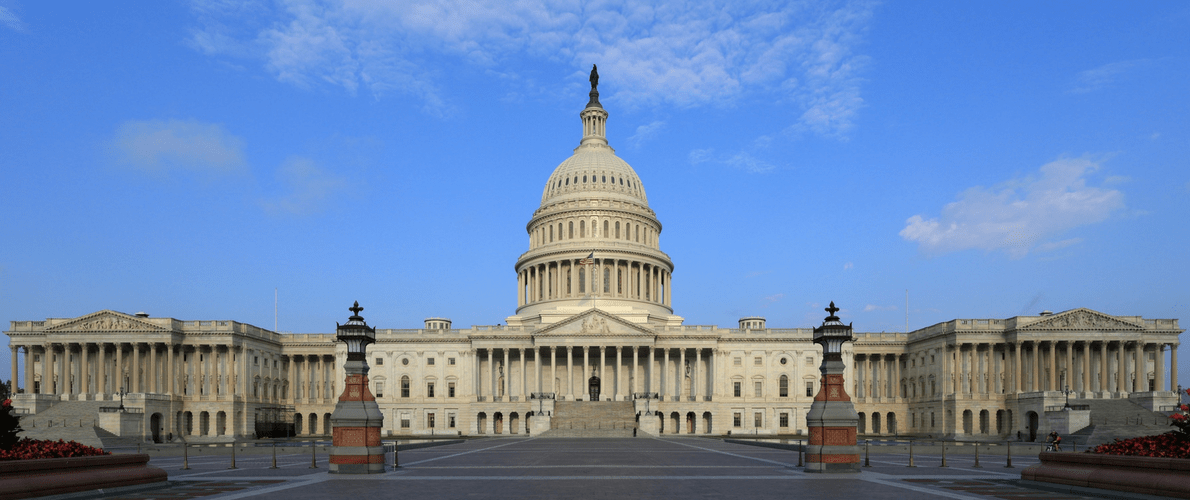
[540, 148, 648, 207]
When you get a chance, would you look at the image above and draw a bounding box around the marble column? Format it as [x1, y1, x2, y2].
[1100, 342, 1109, 392]
[615, 346, 622, 400]
[23, 346, 33, 394]
[1157, 344, 1166, 392]
[1064, 341, 1073, 390]
[678, 348, 685, 400]
[1134, 342, 1145, 392]
[632, 346, 639, 394]
[1116, 342, 1126, 393]
[583, 347, 590, 399]
[81, 344, 90, 396]
[1082, 341, 1091, 392]
[661, 348, 668, 398]
[520, 348, 527, 399]
[1047, 341, 1057, 391]
[1172, 345, 1179, 392]
[1030, 342, 1039, 392]
[490, 349, 497, 401]
[599, 347, 606, 400]
[1013, 343, 1021, 393]
[694, 348, 701, 400]
[10, 346, 19, 394]
[503, 348, 511, 399]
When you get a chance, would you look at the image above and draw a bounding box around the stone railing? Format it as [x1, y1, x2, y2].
[1022, 451, 1190, 498]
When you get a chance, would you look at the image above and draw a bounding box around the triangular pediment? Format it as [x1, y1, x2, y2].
[534, 309, 655, 338]
[47, 310, 168, 332]
[1021, 308, 1142, 331]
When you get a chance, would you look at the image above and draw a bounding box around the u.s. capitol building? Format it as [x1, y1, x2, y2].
[6, 77, 1183, 443]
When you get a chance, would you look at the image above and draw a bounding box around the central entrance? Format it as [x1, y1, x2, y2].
[588, 374, 601, 401]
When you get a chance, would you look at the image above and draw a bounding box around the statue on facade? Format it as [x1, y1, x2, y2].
[589, 64, 599, 90]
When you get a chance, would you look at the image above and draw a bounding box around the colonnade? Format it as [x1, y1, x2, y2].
[472, 346, 713, 402]
[7, 343, 322, 404]
[518, 258, 671, 307]
[854, 353, 903, 399]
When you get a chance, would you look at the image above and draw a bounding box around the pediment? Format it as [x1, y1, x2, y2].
[534, 309, 655, 339]
[47, 310, 168, 332]
[1021, 308, 1142, 331]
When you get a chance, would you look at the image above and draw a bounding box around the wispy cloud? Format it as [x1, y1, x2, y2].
[689, 146, 777, 173]
[0, 5, 26, 32]
[763, 293, 785, 304]
[259, 156, 347, 215]
[843, 262, 853, 270]
[863, 304, 895, 312]
[627, 120, 666, 149]
[112, 119, 246, 174]
[188, 0, 874, 136]
[900, 157, 1125, 258]
[1071, 59, 1148, 94]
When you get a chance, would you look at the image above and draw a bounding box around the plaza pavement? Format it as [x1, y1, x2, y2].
[94, 438, 1157, 500]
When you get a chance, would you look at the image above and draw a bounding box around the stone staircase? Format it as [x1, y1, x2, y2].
[17, 400, 111, 449]
[542, 401, 635, 437]
[1067, 398, 1173, 448]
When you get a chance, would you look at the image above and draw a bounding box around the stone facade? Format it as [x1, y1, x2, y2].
[5, 82, 1184, 441]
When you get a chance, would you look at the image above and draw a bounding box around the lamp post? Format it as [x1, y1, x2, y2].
[804, 302, 861, 473]
[328, 301, 386, 474]
[1063, 385, 1073, 410]
[118, 387, 127, 412]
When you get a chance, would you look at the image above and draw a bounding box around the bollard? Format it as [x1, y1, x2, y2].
[796, 440, 803, 467]
[864, 440, 871, 467]
[1004, 440, 1013, 468]
[310, 440, 318, 468]
[228, 443, 237, 469]
[972, 443, 981, 468]
[137, 442, 141, 454]
[940, 441, 948, 467]
[394, 441, 400, 469]
[907, 440, 916, 467]
[270, 442, 279, 469]
[181, 444, 190, 470]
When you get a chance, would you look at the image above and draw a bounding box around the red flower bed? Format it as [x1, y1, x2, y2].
[0, 438, 110, 461]
[1091, 433, 1190, 459]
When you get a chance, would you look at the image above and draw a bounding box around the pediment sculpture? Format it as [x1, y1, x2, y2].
[1027, 309, 1140, 330]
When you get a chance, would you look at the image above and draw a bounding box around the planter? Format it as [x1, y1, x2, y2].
[0, 454, 167, 500]
[1022, 451, 1190, 499]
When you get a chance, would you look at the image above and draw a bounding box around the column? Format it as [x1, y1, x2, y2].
[471, 349, 480, 399]
[678, 348, 685, 400]
[23, 346, 33, 394]
[1030, 342, 1039, 392]
[1063, 341, 1072, 390]
[694, 348, 701, 400]
[550, 347, 557, 393]
[503, 348, 511, 399]
[615, 346, 622, 400]
[707, 349, 714, 398]
[599, 347, 606, 400]
[113, 343, 124, 393]
[490, 349, 497, 401]
[288, 354, 295, 403]
[131, 343, 141, 393]
[1172, 345, 1179, 392]
[1082, 341, 1091, 392]
[81, 344, 90, 396]
[583, 347, 589, 399]
[1047, 341, 1056, 391]
[1013, 343, 1021, 393]
[1116, 342, 1126, 393]
[894, 354, 901, 398]
[661, 348, 667, 398]
[567, 347, 574, 399]
[1100, 342, 1109, 392]
[520, 348, 527, 399]
[633, 346, 639, 395]
[9, 346, 17, 394]
[881, 354, 889, 398]
[537, 347, 544, 393]
[39, 344, 49, 394]
[1134, 342, 1145, 392]
[1157, 344, 1166, 392]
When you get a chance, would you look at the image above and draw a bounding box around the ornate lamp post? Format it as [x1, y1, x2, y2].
[804, 302, 861, 473]
[1063, 385, 1073, 410]
[329, 301, 386, 474]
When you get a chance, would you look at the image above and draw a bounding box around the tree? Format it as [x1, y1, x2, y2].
[0, 387, 22, 450]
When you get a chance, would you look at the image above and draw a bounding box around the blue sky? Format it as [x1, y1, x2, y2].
[1, 1, 1187, 387]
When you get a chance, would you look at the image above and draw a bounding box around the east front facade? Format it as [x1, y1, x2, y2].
[6, 76, 1183, 443]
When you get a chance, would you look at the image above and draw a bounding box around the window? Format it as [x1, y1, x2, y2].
[448, 357, 455, 365]
[569, 222, 573, 238]
[615, 221, 620, 239]
[734, 357, 742, 367]
[779, 376, 789, 397]
[401, 376, 410, 398]
[448, 382, 456, 398]
[805, 381, 814, 397]
[402, 358, 409, 366]
[401, 414, 411, 429]
[254, 356, 258, 365]
[733, 413, 742, 428]
[33, 354, 40, 362]
[427, 358, 435, 366]
[376, 357, 384, 365]
[754, 412, 763, 428]
[754, 357, 762, 366]
[780, 357, 787, 365]
[449, 414, 456, 428]
[733, 381, 742, 397]
[780, 413, 789, 428]
[805, 356, 814, 366]
[427, 383, 435, 398]
[375, 381, 384, 398]
[427, 413, 436, 428]
[754, 381, 762, 397]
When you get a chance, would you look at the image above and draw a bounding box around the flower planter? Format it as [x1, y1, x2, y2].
[1023, 451, 1190, 499]
[0, 454, 167, 500]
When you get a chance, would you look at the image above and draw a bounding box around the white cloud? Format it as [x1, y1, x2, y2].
[627, 120, 666, 148]
[189, 0, 873, 135]
[763, 293, 784, 303]
[900, 158, 1125, 258]
[0, 5, 26, 32]
[260, 156, 347, 215]
[113, 119, 246, 174]
[688, 148, 776, 173]
[1036, 238, 1082, 253]
[863, 304, 895, 312]
[843, 262, 853, 270]
[1071, 59, 1147, 94]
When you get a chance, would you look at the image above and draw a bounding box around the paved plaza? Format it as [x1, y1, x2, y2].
[74, 438, 1154, 500]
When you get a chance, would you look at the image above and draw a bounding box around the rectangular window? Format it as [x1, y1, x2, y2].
[931, 412, 935, 428]
[448, 357, 456, 365]
[376, 357, 384, 365]
[733, 413, 742, 428]
[448, 382, 456, 398]
[401, 415, 410, 429]
[754, 357, 762, 366]
[805, 382, 814, 397]
[401, 379, 410, 398]
[427, 413, 436, 428]
[733, 382, 742, 397]
[754, 381, 762, 397]
[427, 358, 435, 366]
[805, 356, 814, 366]
[427, 383, 435, 398]
[779, 378, 789, 397]
[253, 356, 258, 365]
[780, 413, 789, 428]
[754, 412, 763, 428]
[375, 382, 384, 398]
[734, 357, 742, 367]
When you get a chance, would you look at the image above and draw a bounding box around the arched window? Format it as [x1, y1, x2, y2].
[603, 221, 609, 237]
[549, 226, 553, 242]
[603, 268, 610, 293]
[580, 220, 585, 237]
[579, 269, 586, 293]
[645, 274, 650, 300]
[565, 177, 569, 185]
[568, 221, 573, 239]
[558, 223, 563, 240]
[616, 269, 622, 293]
[583, 175, 587, 182]
[401, 376, 410, 398]
[602, 175, 606, 182]
[615, 222, 620, 239]
[635, 225, 640, 242]
[779, 375, 789, 397]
